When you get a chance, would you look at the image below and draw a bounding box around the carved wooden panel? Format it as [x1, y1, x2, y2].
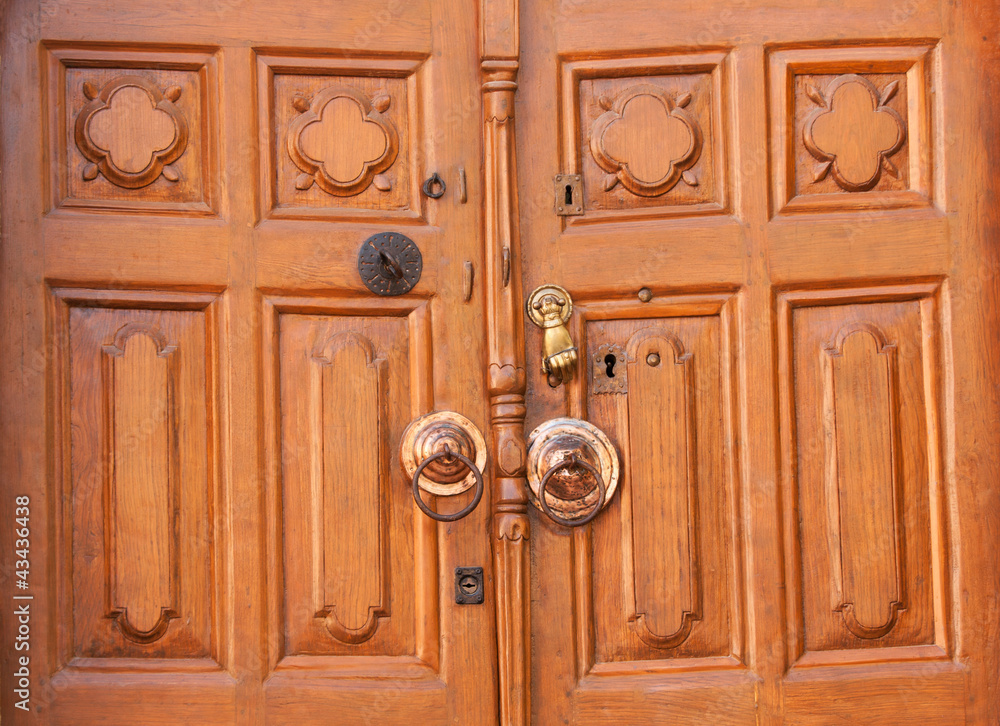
[768, 45, 937, 214]
[824, 324, 906, 639]
[257, 54, 425, 222]
[576, 297, 741, 670]
[560, 52, 729, 225]
[803, 75, 905, 194]
[103, 322, 181, 644]
[45, 45, 218, 216]
[311, 332, 389, 645]
[778, 285, 946, 663]
[50, 289, 220, 664]
[265, 296, 438, 665]
[623, 332, 701, 649]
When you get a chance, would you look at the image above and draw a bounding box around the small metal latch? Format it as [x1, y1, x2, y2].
[455, 567, 484, 604]
[554, 174, 583, 216]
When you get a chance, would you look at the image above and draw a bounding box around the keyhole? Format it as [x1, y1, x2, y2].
[460, 575, 479, 594]
[604, 353, 617, 378]
[564, 184, 574, 205]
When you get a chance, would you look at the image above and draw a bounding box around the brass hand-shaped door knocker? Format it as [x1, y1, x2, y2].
[526, 284, 578, 387]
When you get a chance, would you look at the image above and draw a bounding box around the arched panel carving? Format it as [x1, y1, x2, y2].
[822, 323, 906, 639]
[622, 330, 702, 649]
[101, 321, 181, 644]
[310, 332, 390, 644]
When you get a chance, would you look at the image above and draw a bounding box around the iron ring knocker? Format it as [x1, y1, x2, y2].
[422, 172, 446, 199]
[411, 446, 484, 522]
[537, 453, 606, 528]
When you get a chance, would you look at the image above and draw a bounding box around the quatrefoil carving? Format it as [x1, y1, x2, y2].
[590, 84, 702, 197]
[803, 74, 906, 193]
[75, 76, 189, 189]
[287, 86, 399, 197]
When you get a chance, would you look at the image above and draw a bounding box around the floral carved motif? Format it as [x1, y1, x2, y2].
[287, 86, 398, 197]
[803, 74, 906, 193]
[590, 84, 702, 197]
[75, 76, 189, 189]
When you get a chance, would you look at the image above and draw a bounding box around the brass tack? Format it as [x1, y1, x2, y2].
[638, 287, 652, 302]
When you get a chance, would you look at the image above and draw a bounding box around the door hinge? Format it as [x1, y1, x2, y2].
[554, 174, 583, 216]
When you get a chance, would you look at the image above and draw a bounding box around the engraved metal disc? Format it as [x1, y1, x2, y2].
[358, 232, 422, 296]
[526, 417, 619, 520]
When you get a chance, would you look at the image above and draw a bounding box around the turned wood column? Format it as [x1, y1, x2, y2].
[481, 2, 529, 723]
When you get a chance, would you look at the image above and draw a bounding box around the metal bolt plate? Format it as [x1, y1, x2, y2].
[455, 567, 484, 604]
[554, 174, 583, 216]
[592, 342, 629, 394]
[358, 232, 422, 296]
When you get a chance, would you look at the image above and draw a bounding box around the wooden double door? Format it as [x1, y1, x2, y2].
[2, 0, 999, 724]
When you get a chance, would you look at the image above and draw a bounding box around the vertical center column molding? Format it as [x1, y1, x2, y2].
[480, 1, 530, 724]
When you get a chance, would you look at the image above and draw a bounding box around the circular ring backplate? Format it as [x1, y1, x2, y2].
[401, 411, 487, 496]
[526, 417, 619, 520]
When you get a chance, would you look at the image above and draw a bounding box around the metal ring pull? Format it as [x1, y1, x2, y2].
[526, 417, 619, 525]
[422, 172, 446, 198]
[537, 454, 606, 527]
[411, 446, 485, 522]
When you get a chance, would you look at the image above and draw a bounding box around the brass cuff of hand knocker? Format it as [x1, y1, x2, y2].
[543, 346, 578, 387]
[537, 454, 607, 527]
[411, 445, 485, 523]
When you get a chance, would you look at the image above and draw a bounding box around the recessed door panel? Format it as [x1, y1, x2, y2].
[50, 289, 222, 664]
[581, 303, 740, 667]
[266, 299, 437, 664]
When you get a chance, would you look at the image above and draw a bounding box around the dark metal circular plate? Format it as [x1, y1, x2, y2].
[358, 232, 422, 296]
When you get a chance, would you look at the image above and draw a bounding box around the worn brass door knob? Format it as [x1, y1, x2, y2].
[401, 411, 487, 522]
[526, 417, 619, 527]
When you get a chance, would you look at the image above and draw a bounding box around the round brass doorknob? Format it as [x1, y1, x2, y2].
[526, 417, 619, 526]
[401, 411, 488, 522]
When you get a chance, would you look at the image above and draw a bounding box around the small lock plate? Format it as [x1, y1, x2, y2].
[592, 342, 629, 394]
[455, 567, 484, 605]
[358, 232, 422, 296]
[554, 174, 583, 216]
